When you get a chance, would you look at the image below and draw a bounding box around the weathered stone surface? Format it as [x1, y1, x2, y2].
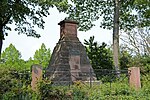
[69, 55, 81, 81]
[46, 19, 96, 85]
[31, 64, 42, 90]
[128, 67, 141, 90]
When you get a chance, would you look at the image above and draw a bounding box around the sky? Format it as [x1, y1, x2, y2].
[2, 8, 112, 60]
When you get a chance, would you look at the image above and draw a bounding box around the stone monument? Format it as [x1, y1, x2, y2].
[46, 19, 96, 85]
[31, 64, 42, 90]
[128, 67, 141, 90]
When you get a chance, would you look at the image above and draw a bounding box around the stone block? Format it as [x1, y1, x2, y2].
[84, 81, 101, 86]
[128, 67, 141, 90]
[31, 64, 42, 91]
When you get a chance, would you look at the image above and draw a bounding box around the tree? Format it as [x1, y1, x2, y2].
[0, 0, 70, 56]
[33, 43, 51, 68]
[84, 36, 113, 79]
[1, 43, 24, 69]
[67, 0, 149, 71]
[84, 36, 113, 70]
[121, 27, 150, 55]
[113, 0, 120, 73]
[133, 0, 150, 28]
[119, 46, 132, 69]
[24, 57, 35, 70]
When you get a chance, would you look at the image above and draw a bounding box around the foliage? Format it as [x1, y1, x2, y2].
[0, 67, 13, 98]
[67, 0, 122, 72]
[121, 54, 150, 75]
[119, 48, 132, 69]
[121, 27, 150, 55]
[0, 0, 70, 56]
[84, 36, 113, 70]
[132, 55, 150, 74]
[24, 57, 35, 70]
[84, 36, 114, 79]
[0, 67, 34, 100]
[33, 43, 51, 68]
[133, 0, 150, 28]
[37, 79, 67, 100]
[0, 0, 70, 39]
[0, 43, 51, 70]
[67, 0, 149, 31]
[66, 0, 149, 72]
[70, 78, 150, 100]
[37, 80, 88, 100]
[72, 81, 88, 100]
[0, 43, 25, 70]
[140, 55, 150, 73]
[0, 66, 150, 99]
[0, 67, 68, 100]
[74, 78, 150, 100]
[119, 46, 150, 73]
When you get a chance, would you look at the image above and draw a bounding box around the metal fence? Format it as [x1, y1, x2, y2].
[10, 68, 129, 87]
[1, 68, 130, 99]
[42, 68, 130, 88]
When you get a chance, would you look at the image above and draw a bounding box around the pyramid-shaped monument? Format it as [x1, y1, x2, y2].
[46, 19, 96, 85]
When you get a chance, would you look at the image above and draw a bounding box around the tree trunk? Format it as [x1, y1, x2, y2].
[0, 39, 2, 57]
[113, 0, 120, 75]
[0, 25, 3, 58]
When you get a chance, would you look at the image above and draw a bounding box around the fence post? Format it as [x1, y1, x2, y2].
[90, 68, 92, 88]
[31, 64, 43, 91]
[128, 67, 141, 90]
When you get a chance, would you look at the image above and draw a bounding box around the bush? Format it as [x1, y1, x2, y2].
[0, 66, 150, 100]
[37, 79, 71, 100]
[0, 67, 35, 100]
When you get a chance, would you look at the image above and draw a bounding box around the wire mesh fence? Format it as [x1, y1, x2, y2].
[42, 68, 130, 88]
[2, 67, 130, 99]
[9, 68, 130, 87]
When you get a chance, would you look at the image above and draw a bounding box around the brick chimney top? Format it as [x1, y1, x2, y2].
[58, 19, 79, 38]
[58, 19, 79, 25]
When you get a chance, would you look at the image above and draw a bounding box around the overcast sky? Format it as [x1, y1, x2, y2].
[2, 8, 112, 60]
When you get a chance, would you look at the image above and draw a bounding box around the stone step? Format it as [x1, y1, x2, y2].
[52, 81, 73, 86]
